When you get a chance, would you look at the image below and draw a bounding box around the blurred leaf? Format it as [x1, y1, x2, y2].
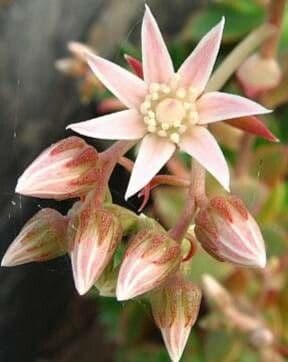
[153, 186, 186, 229]
[116, 344, 169, 362]
[181, 1, 264, 44]
[231, 176, 269, 215]
[187, 246, 232, 282]
[258, 183, 286, 223]
[261, 224, 287, 257]
[279, 9, 288, 52]
[250, 144, 288, 186]
[203, 330, 237, 362]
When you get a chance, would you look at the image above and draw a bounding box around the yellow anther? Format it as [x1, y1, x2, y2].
[184, 102, 191, 110]
[170, 133, 180, 144]
[148, 110, 155, 118]
[161, 122, 170, 130]
[149, 83, 160, 93]
[151, 92, 159, 101]
[148, 125, 156, 133]
[140, 101, 151, 114]
[147, 118, 156, 126]
[160, 85, 171, 94]
[173, 119, 182, 127]
[176, 88, 186, 99]
[157, 130, 167, 137]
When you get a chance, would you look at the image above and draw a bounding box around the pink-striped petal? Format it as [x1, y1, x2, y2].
[67, 110, 146, 140]
[141, 5, 174, 84]
[125, 134, 175, 199]
[86, 53, 147, 109]
[179, 127, 229, 191]
[197, 92, 271, 124]
[177, 18, 224, 93]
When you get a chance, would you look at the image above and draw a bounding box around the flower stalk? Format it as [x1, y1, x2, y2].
[261, 0, 287, 59]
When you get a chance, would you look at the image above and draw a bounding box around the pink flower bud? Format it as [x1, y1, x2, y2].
[116, 229, 181, 301]
[195, 196, 266, 268]
[68, 203, 122, 295]
[1, 209, 68, 267]
[150, 275, 202, 362]
[16, 136, 99, 200]
[237, 54, 282, 98]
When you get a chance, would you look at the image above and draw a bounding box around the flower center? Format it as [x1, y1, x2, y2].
[140, 75, 199, 144]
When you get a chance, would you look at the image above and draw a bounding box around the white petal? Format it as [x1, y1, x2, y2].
[86, 53, 147, 109]
[197, 92, 271, 124]
[179, 126, 230, 191]
[178, 18, 224, 93]
[125, 134, 175, 199]
[67, 110, 146, 140]
[142, 5, 174, 84]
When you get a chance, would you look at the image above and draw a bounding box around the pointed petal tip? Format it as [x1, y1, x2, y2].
[116, 285, 133, 301]
[144, 3, 151, 13]
[255, 253, 267, 269]
[15, 177, 27, 196]
[1, 255, 10, 267]
[75, 284, 89, 296]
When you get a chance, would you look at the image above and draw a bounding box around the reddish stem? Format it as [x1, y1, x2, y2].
[169, 161, 207, 242]
[93, 141, 136, 207]
[182, 233, 197, 262]
[261, 0, 286, 59]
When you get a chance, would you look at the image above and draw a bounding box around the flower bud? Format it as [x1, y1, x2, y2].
[116, 229, 181, 301]
[237, 54, 282, 98]
[150, 275, 202, 362]
[16, 137, 99, 200]
[68, 203, 122, 295]
[1, 209, 68, 267]
[195, 196, 266, 268]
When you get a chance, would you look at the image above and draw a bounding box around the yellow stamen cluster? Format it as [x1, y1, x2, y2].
[140, 75, 199, 144]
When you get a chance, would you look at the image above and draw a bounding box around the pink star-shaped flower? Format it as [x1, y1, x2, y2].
[68, 5, 270, 199]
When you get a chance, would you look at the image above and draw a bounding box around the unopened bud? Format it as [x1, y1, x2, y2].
[1, 209, 68, 267]
[68, 203, 122, 295]
[237, 54, 282, 98]
[16, 137, 99, 200]
[116, 229, 181, 301]
[195, 196, 266, 268]
[150, 275, 202, 362]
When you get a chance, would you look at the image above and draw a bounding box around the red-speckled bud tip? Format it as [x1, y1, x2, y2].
[67, 201, 122, 295]
[15, 136, 99, 200]
[150, 274, 202, 362]
[1, 209, 68, 267]
[195, 196, 266, 268]
[116, 229, 181, 301]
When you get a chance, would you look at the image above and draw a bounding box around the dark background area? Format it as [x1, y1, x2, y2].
[0, 1, 204, 361]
